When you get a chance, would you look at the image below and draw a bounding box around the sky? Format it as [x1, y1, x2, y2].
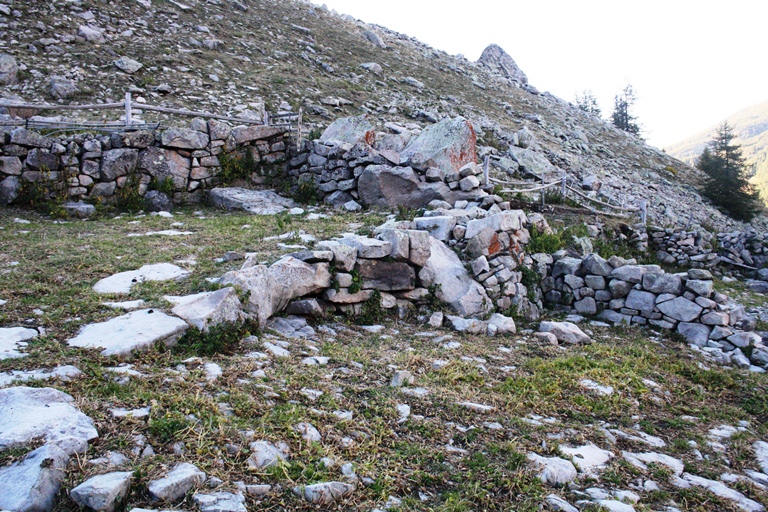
[317, 0, 768, 149]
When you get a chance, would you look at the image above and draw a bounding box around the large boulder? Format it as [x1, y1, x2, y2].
[160, 128, 208, 150]
[508, 147, 559, 179]
[418, 237, 492, 317]
[0, 444, 70, 512]
[147, 462, 206, 502]
[656, 297, 702, 323]
[477, 44, 528, 85]
[0, 176, 21, 206]
[319, 115, 375, 146]
[165, 288, 243, 331]
[538, 322, 591, 344]
[0, 386, 98, 455]
[138, 147, 190, 190]
[100, 148, 138, 181]
[70, 472, 133, 512]
[220, 257, 331, 325]
[207, 187, 296, 215]
[400, 117, 477, 175]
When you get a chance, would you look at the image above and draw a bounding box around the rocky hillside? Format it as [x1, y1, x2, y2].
[1, 0, 765, 231]
[666, 99, 768, 204]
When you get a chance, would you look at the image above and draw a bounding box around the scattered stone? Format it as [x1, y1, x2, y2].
[114, 56, 143, 74]
[456, 401, 495, 413]
[622, 451, 684, 476]
[193, 491, 247, 512]
[208, 188, 296, 215]
[678, 473, 764, 512]
[165, 288, 243, 331]
[558, 444, 613, 476]
[390, 370, 415, 387]
[68, 309, 189, 358]
[70, 472, 133, 512]
[538, 321, 591, 344]
[93, 263, 191, 294]
[0, 444, 69, 512]
[293, 481, 356, 505]
[0, 365, 82, 388]
[0, 386, 98, 455]
[580, 379, 614, 396]
[0, 327, 38, 359]
[527, 454, 578, 486]
[247, 441, 289, 469]
[147, 462, 206, 502]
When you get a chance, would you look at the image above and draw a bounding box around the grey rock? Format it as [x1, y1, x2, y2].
[294, 422, 322, 442]
[363, 30, 387, 48]
[390, 370, 415, 387]
[0, 156, 23, 175]
[527, 454, 577, 486]
[573, 297, 597, 315]
[487, 313, 516, 334]
[0, 54, 19, 85]
[68, 309, 189, 358]
[248, 441, 289, 469]
[508, 147, 559, 177]
[642, 272, 682, 295]
[70, 472, 133, 512]
[0, 326, 38, 360]
[464, 210, 526, 239]
[477, 44, 528, 84]
[0, 444, 69, 512]
[358, 165, 457, 210]
[160, 128, 208, 150]
[148, 462, 206, 502]
[538, 321, 591, 344]
[656, 297, 702, 322]
[144, 190, 173, 212]
[677, 323, 711, 346]
[610, 265, 647, 284]
[700, 311, 729, 326]
[688, 269, 713, 280]
[0, 176, 21, 206]
[193, 492, 247, 512]
[114, 57, 142, 74]
[207, 188, 296, 215]
[319, 115, 374, 145]
[726, 332, 761, 348]
[418, 237, 492, 317]
[357, 259, 415, 291]
[63, 201, 96, 219]
[100, 148, 138, 181]
[0, 386, 98, 455]
[11, 128, 51, 149]
[552, 257, 582, 278]
[401, 117, 476, 176]
[49, 76, 78, 99]
[78, 25, 106, 44]
[337, 235, 392, 259]
[315, 241, 357, 272]
[686, 279, 713, 298]
[165, 288, 243, 331]
[220, 257, 330, 326]
[581, 253, 614, 277]
[293, 482, 356, 505]
[625, 289, 657, 312]
[24, 148, 59, 172]
[414, 216, 457, 241]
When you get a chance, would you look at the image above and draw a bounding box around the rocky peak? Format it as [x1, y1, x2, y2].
[477, 44, 528, 85]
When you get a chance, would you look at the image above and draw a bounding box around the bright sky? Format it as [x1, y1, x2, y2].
[318, 0, 768, 149]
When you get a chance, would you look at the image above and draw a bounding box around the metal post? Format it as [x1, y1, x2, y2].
[124, 92, 132, 129]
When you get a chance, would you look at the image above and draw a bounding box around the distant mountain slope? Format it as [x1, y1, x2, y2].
[666, 99, 768, 202]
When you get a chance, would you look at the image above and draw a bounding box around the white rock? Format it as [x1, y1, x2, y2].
[293, 481, 355, 505]
[558, 444, 613, 476]
[93, 263, 191, 294]
[248, 441, 289, 469]
[622, 451, 684, 476]
[68, 309, 189, 358]
[300, 388, 323, 401]
[294, 422, 322, 442]
[147, 462, 206, 501]
[580, 379, 614, 396]
[396, 404, 411, 423]
[545, 494, 579, 512]
[203, 363, 222, 381]
[456, 401, 495, 413]
[390, 370, 414, 387]
[70, 471, 133, 512]
[263, 341, 290, 358]
[165, 288, 242, 331]
[681, 472, 765, 511]
[527, 454, 578, 486]
[539, 322, 591, 344]
[110, 407, 150, 419]
[0, 327, 38, 359]
[302, 356, 329, 365]
[755, 441, 768, 474]
[0, 365, 82, 388]
[610, 429, 666, 448]
[102, 300, 146, 310]
[595, 500, 635, 512]
[193, 491, 247, 512]
[0, 444, 69, 512]
[0, 386, 98, 455]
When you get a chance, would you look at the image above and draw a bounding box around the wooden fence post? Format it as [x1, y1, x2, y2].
[124, 92, 132, 129]
[561, 168, 566, 200]
[640, 200, 647, 225]
[483, 156, 489, 187]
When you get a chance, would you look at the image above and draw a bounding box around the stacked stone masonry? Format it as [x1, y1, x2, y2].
[539, 252, 768, 369]
[0, 118, 288, 206]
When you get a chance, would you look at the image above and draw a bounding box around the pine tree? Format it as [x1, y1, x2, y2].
[575, 90, 601, 117]
[610, 84, 640, 135]
[698, 122, 762, 222]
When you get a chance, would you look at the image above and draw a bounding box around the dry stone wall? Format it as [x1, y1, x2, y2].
[0, 118, 288, 207]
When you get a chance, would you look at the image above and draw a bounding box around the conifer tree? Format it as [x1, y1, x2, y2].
[575, 90, 601, 117]
[610, 84, 640, 135]
[698, 122, 762, 222]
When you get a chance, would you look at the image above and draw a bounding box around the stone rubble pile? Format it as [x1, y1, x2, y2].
[651, 227, 719, 268]
[286, 115, 492, 211]
[0, 119, 288, 207]
[539, 252, 768, 370]
[717, 228, 768, 268]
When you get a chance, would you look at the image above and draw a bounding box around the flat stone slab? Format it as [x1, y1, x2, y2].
[0, 327, 38, 359]
[558, 444, 614, 476]
[0, 386, 98, 455]
[93, 263, 191, 294]
[148, 462, 206, 502]
[193, 491, 247, 512]
[0, 365, 82, 388]
[70, 471, 133, 512]
[68, 309, 189, 358]
[208, 187, 296, 215]
[527, 453, 578, 486]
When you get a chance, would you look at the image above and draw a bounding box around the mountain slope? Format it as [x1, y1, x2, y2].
[666, 99, 768, 202]
[0, 0, 763, 231]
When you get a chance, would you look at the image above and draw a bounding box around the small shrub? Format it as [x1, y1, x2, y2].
[293, 179, 318, 204]
[148, 176, 175, 195]
[306, 127, 323, 141]
[526, 226, 564, 254]
[218, 150, 257, 185]
[396, 204, 418, 222]
[354, 290, 386, 325]
[114, 172, 143, 212]
[148, 412, 189, 444]
[348, 269, 362, 294]
[173, 320, 258, 357]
